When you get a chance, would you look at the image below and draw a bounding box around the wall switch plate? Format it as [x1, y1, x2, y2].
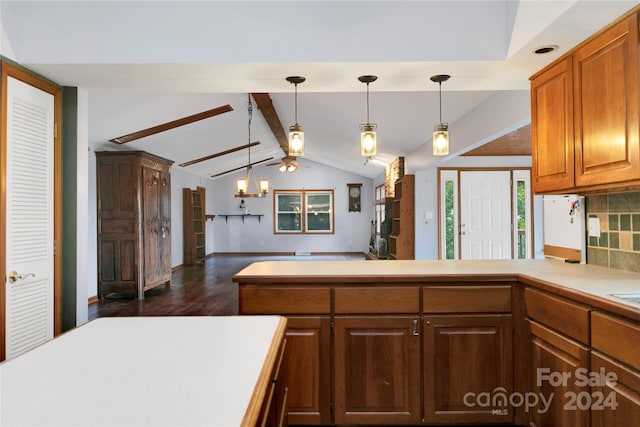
[588, 217, 601, 237]
[425, 211, 433, 220]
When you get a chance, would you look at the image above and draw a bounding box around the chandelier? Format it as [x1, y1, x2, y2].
[235, 94, 269, 198]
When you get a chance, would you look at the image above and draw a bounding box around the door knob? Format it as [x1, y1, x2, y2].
[8, 271, 35, 283]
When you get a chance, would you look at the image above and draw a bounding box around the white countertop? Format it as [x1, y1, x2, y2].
[234, 258, 640, 311]
[0, 316, 285, 427]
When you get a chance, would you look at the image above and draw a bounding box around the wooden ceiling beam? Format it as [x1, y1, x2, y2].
[211, 157, 274, 178]
[109, 104, 233, 144]
[179, 141, 261, 167]
[251, 93, 288, 155]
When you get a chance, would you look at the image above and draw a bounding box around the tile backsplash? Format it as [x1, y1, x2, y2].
[586, 192, 640, 273]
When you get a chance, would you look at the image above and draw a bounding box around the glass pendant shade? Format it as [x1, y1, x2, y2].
[360, 123, 377, 156]
[288, 124, 304, 156]
[432, 123, 449, 156]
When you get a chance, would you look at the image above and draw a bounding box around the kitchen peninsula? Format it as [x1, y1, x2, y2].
[0, 316, 288, 427]
[234, 259, 640, 426]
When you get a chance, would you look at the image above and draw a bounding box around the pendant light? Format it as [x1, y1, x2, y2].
[358, 75, 377, 157]
[286, 76, 306, 157]
[430, 74, 451, 156]
[235, 94, 269, 198]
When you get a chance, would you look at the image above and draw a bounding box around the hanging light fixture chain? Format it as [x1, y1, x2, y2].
[294, 83, 298, 124]
[247, 93, 252, 164]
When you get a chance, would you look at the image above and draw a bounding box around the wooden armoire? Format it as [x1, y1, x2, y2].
[96, 151, 173, 299]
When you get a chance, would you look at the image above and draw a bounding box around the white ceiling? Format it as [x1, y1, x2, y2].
[1, 0, 638, 179]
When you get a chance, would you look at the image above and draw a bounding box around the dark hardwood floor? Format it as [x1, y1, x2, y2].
[89, 253, 365, 320]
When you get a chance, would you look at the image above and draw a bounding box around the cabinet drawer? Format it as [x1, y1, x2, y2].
[592, 311, 640, 371]
[240, 287, 331, 314]
[423, 285, 511, 313]
[334, 287, 419, 314]
[525, 288, 590, 343]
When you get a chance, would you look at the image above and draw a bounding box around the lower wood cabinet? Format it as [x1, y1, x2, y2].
[590, 351, 640, 426]
[423, 315, 514, 424]
[528, 320, 590, 427]
[281, 316, 332, 425]
[334, 316, 421, 425]
[590, 311, 640, 426]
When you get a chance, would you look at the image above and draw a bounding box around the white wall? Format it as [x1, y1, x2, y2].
[76, 88, 89, 325]
[212, 158, 373, 254]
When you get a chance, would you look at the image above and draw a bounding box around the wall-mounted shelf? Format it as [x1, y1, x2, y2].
[217, 214, 264, 223]
[205, 214, 216, 221]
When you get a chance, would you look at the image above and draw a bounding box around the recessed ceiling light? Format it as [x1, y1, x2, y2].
[533, 45, 559, 55]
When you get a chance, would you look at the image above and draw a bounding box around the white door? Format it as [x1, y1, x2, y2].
[5, 76, 55, 359]
[460, 171, 512, 259]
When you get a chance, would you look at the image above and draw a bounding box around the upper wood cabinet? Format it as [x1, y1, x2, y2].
[531, 8, 640, 193]
[531, 57, 575, 193]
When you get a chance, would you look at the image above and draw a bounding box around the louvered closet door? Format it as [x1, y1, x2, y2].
[5, 76, 54, 359]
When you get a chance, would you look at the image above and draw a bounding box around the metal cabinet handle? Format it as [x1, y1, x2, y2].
[412, 319, 419, 336]
[8, 271, 35, 283]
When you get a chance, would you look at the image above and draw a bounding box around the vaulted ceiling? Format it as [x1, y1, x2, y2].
[1, 1, 637, 179]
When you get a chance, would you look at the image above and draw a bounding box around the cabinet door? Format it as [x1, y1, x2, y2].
[590, 351, 640, 427]
[142, 166, 162, 287]
[334, 316, 421, 425]
[529, 320, 590, 427]
[424, 314, 513, 424]
[574, 13, 640, 188]
[281, 316, 331, 426]
[531, 57, 575, 193]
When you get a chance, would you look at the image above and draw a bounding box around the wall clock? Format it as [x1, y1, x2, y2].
[348, 183, 362, 212]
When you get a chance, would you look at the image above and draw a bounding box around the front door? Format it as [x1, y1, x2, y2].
[460, 171, 512, 259]
[4, 76, 55, 359]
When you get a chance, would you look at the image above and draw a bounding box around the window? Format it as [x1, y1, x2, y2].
[439, 170, 458, 259]
[275, 190, 334, 234]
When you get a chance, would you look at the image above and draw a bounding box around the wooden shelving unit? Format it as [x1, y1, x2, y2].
[388, 174, 415, 260]
[183, 186, 206, 265]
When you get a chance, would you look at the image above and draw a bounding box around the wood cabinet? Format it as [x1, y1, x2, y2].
[388, 174, 414, 260]
[334, 316, 421, 425]
[96, 151, 173, 299]
[524, 287, 591, 427]
[531, 57, 575, 193]
[424, 315, 513, 424]
[423, 285, 514, 424]
[258, 335, 289, 427]
[573, 11, 640, 188]
[183, 186, 206, 265]
[530, 7, 640, 193]
[528, 320, 590, 427]
[239, 281, 514, 426]
[281, 316, 331, 426]
[590, 312, 640, 426]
